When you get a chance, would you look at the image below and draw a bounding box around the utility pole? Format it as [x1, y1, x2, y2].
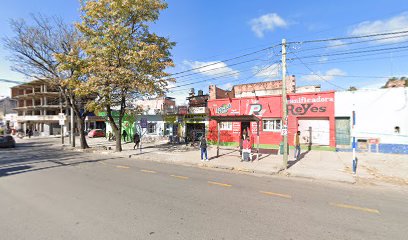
[281, 39, 288, 169]
[59, 92, 64, 145]
[71, 105, 75, 147]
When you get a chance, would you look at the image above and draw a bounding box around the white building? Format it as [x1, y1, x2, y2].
[335, 88, 408, 154]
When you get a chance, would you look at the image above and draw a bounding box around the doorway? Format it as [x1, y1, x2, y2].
[241, 122, 250, 137]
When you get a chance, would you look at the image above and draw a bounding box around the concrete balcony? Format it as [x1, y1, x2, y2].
[16, 115, 61, 122]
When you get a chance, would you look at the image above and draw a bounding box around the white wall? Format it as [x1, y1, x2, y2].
[335, 88, 408, 144]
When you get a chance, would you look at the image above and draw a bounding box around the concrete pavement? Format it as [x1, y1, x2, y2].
[1, 138, 408, 239]
[60, 136, 408, 187]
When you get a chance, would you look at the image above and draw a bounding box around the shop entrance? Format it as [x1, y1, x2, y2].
[241, 122, 250, 136]
[186, 123, 205, 142]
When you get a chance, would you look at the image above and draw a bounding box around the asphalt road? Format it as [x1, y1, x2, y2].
[1, 138, 407, 240]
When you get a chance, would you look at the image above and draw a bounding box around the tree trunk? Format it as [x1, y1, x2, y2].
[115, 116, 123, 152]
[78, 117, 89, 149]
[107, 107, 122, 152]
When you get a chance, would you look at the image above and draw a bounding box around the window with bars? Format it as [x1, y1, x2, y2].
[262, 119, 281, 131]
[147, 123, 157, 134]
[220, 122, 232, 130]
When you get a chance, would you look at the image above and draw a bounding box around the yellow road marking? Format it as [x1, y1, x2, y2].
[208, 181, 232, 187]
[260, 191, 292, 199]
[116, 165, 130, 169]
[330, 202, 380, 214]
[141, 169, 156, 173]
[170, 175, 189, 180]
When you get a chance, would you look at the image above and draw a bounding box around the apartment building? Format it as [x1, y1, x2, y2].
[11, 79, 67, 136]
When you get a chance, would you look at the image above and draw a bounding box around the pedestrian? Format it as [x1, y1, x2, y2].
[294, 131, 301, 160]
[133, 132, 140, 150]
[108, 131, 112, 141]
[199, 135, 209, 161]
[241, 135, 252, 162]
[122, 129, 128, 142]
[25, 128, 29, 137]
[28, 129, 33, 138]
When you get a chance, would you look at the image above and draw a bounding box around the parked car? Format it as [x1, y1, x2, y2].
[87, 129, 105, 138]
[0, 135, 16, 148]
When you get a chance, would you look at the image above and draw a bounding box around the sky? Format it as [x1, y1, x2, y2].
[1, 0, 408, 104]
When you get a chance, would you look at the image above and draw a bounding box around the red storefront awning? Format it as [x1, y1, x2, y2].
[210, 115, 260, 122]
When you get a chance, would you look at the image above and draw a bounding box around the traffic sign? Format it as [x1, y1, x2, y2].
[140, 118, 147, 128]
[58, 113, 65, 126]
[280, 126, 288, 136]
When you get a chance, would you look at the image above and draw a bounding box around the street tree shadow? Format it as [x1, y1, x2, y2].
[287, 149, 311, 169]
[209, 149, 239, 160]
[0, 165, 32, 177]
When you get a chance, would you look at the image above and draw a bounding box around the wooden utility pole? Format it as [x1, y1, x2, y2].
[282, 39, 288, 169]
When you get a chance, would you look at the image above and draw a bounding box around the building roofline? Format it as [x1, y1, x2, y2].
[207, 90, 335, 102]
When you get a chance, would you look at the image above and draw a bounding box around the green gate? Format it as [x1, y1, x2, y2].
[335, 117, 350, 146]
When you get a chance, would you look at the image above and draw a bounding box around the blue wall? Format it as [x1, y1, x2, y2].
[336, 143, 408, 155]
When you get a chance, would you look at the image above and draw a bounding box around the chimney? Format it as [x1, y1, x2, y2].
[189, 88, 195, 97]
[198, 90, 203, 96]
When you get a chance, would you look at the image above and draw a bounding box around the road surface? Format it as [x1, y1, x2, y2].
[1, 138, 407, 239]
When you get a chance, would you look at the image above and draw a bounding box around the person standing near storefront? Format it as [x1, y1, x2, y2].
[294, 131, 301, 160]
[200, 135, 209, 161]
[122, 129, 128, 142]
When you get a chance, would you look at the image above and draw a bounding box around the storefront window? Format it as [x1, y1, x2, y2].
[220, 122, 232, 130]
[148, 123, 157, 134]
[263, 119, 281, 131]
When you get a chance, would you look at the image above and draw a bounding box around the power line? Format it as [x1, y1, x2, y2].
[166, 44, 281, 78]
[173, 56, 272, 84]
[287, 33, 408, 55]
[167, 61, 281, 92]
[289, 45, 408, 61]
[292, 52, 347, 90]
[0, 78, 25, 84]
[287, 29, 408, 44]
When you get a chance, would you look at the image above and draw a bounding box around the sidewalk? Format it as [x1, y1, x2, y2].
[62, 137, 408, 187]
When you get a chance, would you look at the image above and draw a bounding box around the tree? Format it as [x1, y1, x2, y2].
[77, 0, 175, 151]
[348, 86, 357, 91]
[3, 14, 91, 149]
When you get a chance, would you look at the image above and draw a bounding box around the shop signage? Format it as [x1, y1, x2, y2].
[232, 122, 240, 134]
[248, 104, 262, 115]
[281, 126, 288, 136]
[251, 122, 258, 134]
[188, 107, 206, 114]
[58, 113, 65, 126]
[287, 104, 327, 116]
[216, 103, 231, 114]
[140, 118, 147, 128]
[164, 116, 177, 123]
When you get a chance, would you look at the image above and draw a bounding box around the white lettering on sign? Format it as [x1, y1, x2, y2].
[288, 96, 334, 104]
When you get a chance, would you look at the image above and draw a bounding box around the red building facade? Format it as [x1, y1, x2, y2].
[207, 91, 335, 148]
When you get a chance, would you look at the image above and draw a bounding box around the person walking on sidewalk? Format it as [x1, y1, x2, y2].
[294, 131, 301, 160]
[122, 129, 128, 142]
[133, 132, 140, 149]
[200, 135, 209, 161]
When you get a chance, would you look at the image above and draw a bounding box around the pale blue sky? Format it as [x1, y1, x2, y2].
[1, 0, 408, 103]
